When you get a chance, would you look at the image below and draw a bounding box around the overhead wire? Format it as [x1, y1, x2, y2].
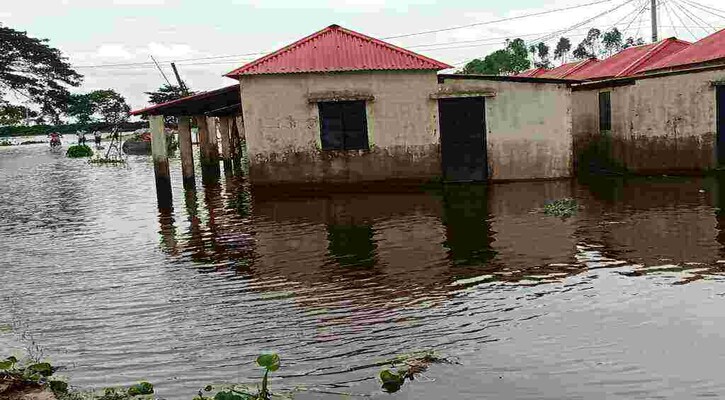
[672, 0, 717, 33]
[668, 0, 700, 39]
[678, 0, 725, 20]
[379, 0, 617, 39]
[532, 0, 638, 44]
[662, 0, 682, 37]
[622, 0, 650, 38]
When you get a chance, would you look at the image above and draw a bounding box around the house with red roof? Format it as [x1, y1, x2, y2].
[569, 30, 725, 174]
[134, 24, 576, 185]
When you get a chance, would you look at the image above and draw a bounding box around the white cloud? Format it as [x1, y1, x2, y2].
[146, 42, 193, 58]
[97, 44, 134, 59]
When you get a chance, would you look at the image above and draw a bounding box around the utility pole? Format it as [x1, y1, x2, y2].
[651, 0, 658, 42]
[150, 55, 173, 87]
[170, 62, 188, 94]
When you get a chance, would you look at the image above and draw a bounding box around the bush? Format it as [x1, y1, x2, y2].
[66, 145, 94, 158]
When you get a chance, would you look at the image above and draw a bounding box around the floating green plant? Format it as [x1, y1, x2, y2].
[66, 144, 94, 158]
[379, 350, 451, 393]
[543, 198, 579, 218]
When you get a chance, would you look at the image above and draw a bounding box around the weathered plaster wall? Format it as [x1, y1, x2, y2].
[240, 71, 440, 183]
[572, 68, 725, 173]
[437, 79, 573, 180]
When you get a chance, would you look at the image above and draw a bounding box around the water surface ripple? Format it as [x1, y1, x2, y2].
[2, 144, 725, 399]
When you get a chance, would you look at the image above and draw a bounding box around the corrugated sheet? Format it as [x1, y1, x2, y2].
[540, 59, 600, 79]
[643, 29, 725, 72]
[513, 67, 548, 77]
[519, 38, 690, 81]
[225, 24, 452, 77]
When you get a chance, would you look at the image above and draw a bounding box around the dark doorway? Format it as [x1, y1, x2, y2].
[717, 86, 725, 166]
[438, 97, 487, 182]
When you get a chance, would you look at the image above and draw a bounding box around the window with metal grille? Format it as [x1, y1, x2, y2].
[318, 100, 369, 151]
[599, 91, 612, 132]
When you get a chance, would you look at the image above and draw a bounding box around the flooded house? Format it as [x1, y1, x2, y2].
[133, 24, 575, 188]
[566, 30, 725, 174]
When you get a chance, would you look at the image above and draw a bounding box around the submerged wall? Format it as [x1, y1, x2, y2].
[240, 70, 440, 184]
[572, 68, 725, 174]
[437, 78, 573, 180]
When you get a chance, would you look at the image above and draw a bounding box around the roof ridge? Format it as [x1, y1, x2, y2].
[563, 58, 598, 77]
[616, 39, 673, 77]
[225, 24, 451, 77]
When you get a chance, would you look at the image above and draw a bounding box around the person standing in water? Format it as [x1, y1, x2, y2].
[77, 130, 87, 145]
[93, 131, 102, 146]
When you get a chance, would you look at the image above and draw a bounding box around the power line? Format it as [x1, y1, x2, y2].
[662, 0, 681, 37]
[668, 0, 699, 39]
[380, 0, 617, 39]
[533, 0, 638, 44]
[673, 0, 717, 32]
[679, 0, 725, 20]
[622, 0, 650, 38]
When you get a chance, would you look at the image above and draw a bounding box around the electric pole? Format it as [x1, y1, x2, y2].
[651, 0, 658, 42]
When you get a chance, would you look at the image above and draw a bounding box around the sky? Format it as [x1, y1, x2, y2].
[1, 0, 724, 110]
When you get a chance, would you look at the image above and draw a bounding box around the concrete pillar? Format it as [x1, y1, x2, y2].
[218, 116, 233, 172]
[195, 115, 220, 182]
[177, 116, 195, 190]
[150, 115, 172, 209]
[207, 116, 220, 161]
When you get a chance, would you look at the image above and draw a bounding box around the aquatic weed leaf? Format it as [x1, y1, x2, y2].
[381, 381, 402, 393]
[49, 380, 68, 394]
[28, 362, 53, 376]
[127, 381, 154, 395]
[256, 353, 280, 371]
[379, 369, 404, 385]
[204, 385, 214, 392]
[214, 391, 255, 400]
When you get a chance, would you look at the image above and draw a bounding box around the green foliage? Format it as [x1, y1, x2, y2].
[554, 37, 572, 63]
[378, 351, 451, 393]
[0, 105, 38, 126]
[66, 145, 93, 158]
[88, 158, 126, 165]
[0, 25, 82, 124]
[460, 38, 531, 75]
[66, 89, 130, 126]
[602, 28, 623, 56]
[256, 354, 280, 372]
[543, 198, 578, 218]
[127, 381, 154, 396]
[145, 84, 194, 124]
[0, 121, 146, 137]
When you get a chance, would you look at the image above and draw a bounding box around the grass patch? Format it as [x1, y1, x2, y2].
[66, 145, 94, 158]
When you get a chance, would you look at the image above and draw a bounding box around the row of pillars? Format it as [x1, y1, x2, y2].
[150, 114, 245, 209]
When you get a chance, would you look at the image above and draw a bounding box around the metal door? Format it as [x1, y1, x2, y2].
[438, 97, 487, 182]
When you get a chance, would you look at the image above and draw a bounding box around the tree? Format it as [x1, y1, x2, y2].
[145, 84, 191, 105]
[0, 25, 82, 123]
[573, 28, 601, 60]
[460, 39, 531, 75]
[90, 89, 130, 126]
[0, 104, 37, 126]
[534, 42, 552, 68]
[623, 37, 646, 49]
[602, 28, 623, 56]
[65, 89, 130, 126]
[554, 37, 572, 64]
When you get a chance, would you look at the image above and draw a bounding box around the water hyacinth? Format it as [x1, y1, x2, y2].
[543, 198, 579, 218]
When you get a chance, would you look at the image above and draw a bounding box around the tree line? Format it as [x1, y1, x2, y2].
[460, 27, 646, 75]
[0, 24, 190, 130]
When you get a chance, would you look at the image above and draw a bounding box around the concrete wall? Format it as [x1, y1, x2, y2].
[437, 78, 573, 180]
[572, 68, 725, 173]
[240, 71, 440, 184]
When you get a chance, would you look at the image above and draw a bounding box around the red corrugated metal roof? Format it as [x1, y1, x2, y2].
[513, 67, 548, 77]
[575, 38, 691, 79]
[643, 29, 725, 72]
[539, 58, 600, 79]
[225, 24, 452, 77]
[130, 85, 239, 116]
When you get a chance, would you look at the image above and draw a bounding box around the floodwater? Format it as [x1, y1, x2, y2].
[3, 143, 725, 399]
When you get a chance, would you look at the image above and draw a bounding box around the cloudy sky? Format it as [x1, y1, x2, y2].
[1, 0, 723, 110]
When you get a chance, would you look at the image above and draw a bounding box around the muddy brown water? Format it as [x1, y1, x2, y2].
[3, 143, 725, 399]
